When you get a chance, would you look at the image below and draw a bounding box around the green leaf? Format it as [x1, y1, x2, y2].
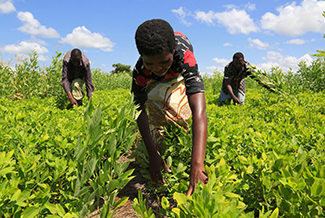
[106, 180, 119, 193]
[166, 156, 172, 168]
[238, 155, 248, 165]
[56, 204, 65, 217]
[270, 208, 279, 218]
[173, 192, 188, 205]
[21, 206, 39, 218]
[113, 196, 129, 208]
[311, 178, 325, 197]
[0, 166, 16, 176]
[82, 157, 98, 184]
[44, 202, 58, 214]
[161, 196, 170, 210]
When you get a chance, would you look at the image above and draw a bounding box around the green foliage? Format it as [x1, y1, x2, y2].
[312, 50, 325, 57]
[133, 86, 325, 217]
[92, 70, 132, 91]
[41, 51, 64, 98]
[297, 58, 325, 93]
[0, 89, 138, 217]
[111, 63, 132, 76]
[11, 51, 42, 99]
[1, 50, 325, 217]
[0, 64, 14, 97]
[132, 190, 155, 218]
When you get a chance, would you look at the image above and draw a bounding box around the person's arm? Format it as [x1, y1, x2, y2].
[67, 91, 78, 106]
[186, 92, 208, 196]
[62, 60, 78, 106]
[249, 74, 275, 92]
[83, 60, 94, 100]
[132, 57, 171, 185]
[136, 105, 171, 185]
[247, 64, 275, 92]
[225, 78, 242, 104]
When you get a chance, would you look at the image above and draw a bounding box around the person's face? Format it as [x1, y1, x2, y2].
[71, 56, 81, 67]
[142, 50, 174, 77]
[233, 58, 244, 71]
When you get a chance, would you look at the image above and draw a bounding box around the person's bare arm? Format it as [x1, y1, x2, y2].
[225, 78, 242, 104]
[186, 92, 208, 196]
[136, 105, 171, 185]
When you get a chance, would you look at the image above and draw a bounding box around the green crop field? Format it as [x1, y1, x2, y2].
[0, 52, 324, 217]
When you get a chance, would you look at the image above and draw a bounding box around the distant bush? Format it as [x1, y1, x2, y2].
[297, 57, 325, 93]
[92, 69, 132, 91]
[110, 63, 132, 76]
[1, 51, 324, 104]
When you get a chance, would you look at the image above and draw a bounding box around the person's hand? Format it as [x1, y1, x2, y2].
[186, 164, 208, 196]
[232, 96, 242, 105]
[69, 97, 79, 106]
[149, 153, 171, 185]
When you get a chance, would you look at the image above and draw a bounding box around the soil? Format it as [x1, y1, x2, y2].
[87, 146, 165, 218]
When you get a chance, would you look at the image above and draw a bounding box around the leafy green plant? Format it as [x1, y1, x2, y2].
[11, 51, 42, 99]
[0, 89, 139, 217]
[133, 190, 155, 218]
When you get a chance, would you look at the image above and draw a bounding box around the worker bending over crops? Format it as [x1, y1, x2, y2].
[219, 52, 274, 105]
[62, 48, 94, 107]
[131, 19, 208, 196]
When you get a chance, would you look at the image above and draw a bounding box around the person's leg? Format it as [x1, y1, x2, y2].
[219, 89, 232, 106]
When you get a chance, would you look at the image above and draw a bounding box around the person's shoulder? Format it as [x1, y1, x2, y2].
[174, 31, 187, 38]
[174, 31, 193, 60]
[174, 31, 191, 46]
[134, 56, 144, 68]
[225, 61, 233, 68]
[244, 60, 252, 66]
[63, 50, 72, 62]
[81, 52, 90, 65]
[133, 57, 148, 76]
[244, 61, 253, 69]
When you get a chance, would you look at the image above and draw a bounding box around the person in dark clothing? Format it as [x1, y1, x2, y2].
[219, 52, 273, 105]
[62, 48, 94, 107]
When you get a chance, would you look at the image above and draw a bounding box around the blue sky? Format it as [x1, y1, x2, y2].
[0, 0, 324, 75]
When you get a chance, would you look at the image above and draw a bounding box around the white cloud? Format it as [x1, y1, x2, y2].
[257, 51, 314, 72]
[285, 39, 306, 45]
[17, 11, 60, 38]
[195, 8, 259, 34]
[223, 42, 232, 46]
[60, 26, 115, 52]
[260, 0, 325, 36]
[195, 10, 215, 25]
[248, 38, 270, 50]
[0, 0, 15, 14]
[245, 3, 256, 11]
[172, 7, 192, 26]
[212, 57, 230, 65]
[0, 40, 49, 61]
[208, 57, 231, 74]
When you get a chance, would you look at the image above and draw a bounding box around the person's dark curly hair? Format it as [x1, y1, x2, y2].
[233, 52, 244, 60]
[135, 19, 175, 56]
[71, 48, 82, 58]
